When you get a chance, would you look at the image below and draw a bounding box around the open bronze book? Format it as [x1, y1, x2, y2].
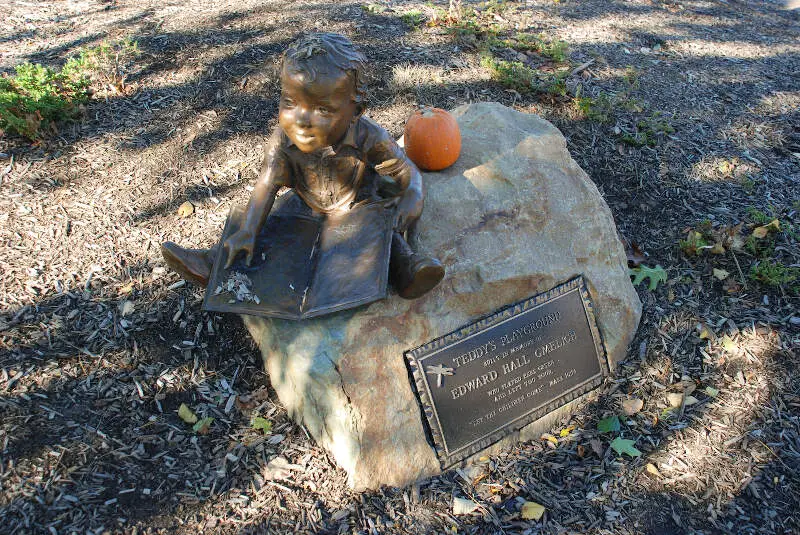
[203, 201, 394, 320]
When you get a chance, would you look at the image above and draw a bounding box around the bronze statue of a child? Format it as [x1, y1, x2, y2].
[161, 33, 444, 307]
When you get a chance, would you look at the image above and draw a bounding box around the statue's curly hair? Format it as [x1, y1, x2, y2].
[283, 33, 368, 110]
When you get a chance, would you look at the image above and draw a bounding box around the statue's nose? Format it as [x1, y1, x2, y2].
[296, 108, 312, 127]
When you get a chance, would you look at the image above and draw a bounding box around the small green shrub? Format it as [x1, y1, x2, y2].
[679, 230, 709, 256]
[617, 95, 644, 112]
[620, 131, 650, 147]
[544, 74, 568, 96]
[66, 39, 139, 93]
[481, 55, 533, 92]
[540, 39, 569, 63]
[749, 259, 799, 287]
[746, 207, 771, 225]
[639, 113, 674, 137]
[745, 233, 774, 257]
[482, 0, 507, 14]
[575, 91, 614, 123]
[0, 39, 138, 140]
[623, 66, 640, 88]
[400, 10, 425, 28]
[481, 55, 567, 96]
[446, 18, 492, 39]
[490, 33, 569, 63]
[362, 3, 387, 14]
[620, 112, 675, 147]
[0, 62, 90, 139]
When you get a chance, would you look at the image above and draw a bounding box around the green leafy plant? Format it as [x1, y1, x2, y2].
[481, 0, 508, 14]
[538, 38, 568, 63]
[400, 10, 425, 28]
[481, 56, 532, 92]
[619, 131, 649, 147]
[503, 33, 568, 62]
[746, 207, 771, 225]
[489, 33, 569, 63]
[251, 416, 273, 433]
[0, 39, 139, 140]
[362, 3, 388, 14]
[597, 415, 621, 433]
[575, 90, 614, 123]
[617, 95, 644, 113]
[641, 113, 675, 136]
[679, 230, 710, 256]
[0, 62, 90, 139]
[610, 437, 642, 457]
[749, 259, 799, 288]
[623, 66, 640, 89]
[744, 219, 779, 258]
[630, 264, 667, 290]
[619, 112, 675, 147]
[481, 55, 567, 95]
[65, 39, 140, 95]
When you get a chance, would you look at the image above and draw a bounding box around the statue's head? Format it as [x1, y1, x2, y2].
[278, 33, 368, 153]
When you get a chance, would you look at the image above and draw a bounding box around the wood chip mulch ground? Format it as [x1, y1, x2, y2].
[1, 0, 799, 534]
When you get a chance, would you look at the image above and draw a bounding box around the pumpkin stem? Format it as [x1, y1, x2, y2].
[419, 106, 436, 118]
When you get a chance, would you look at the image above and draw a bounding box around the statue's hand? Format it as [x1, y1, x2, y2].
[223, 228, 257, 268]
[394, 187, 424, 233]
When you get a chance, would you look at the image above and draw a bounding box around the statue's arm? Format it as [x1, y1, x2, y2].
[223, 130, 292, 267]
[369, 132, 424, 233]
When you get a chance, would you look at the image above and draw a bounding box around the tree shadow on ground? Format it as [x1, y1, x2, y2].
[0, 274, 292, 532]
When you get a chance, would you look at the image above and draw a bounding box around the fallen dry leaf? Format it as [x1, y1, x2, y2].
[521, 501, 545, 520]
[622, 398, 644, 415]
[541, 433, 559, 445]
[723, 278, 742, 294]
[178, 403, 198, 424]
[646, 463, 661, 477]
[589, 438, 604, 458]
[624, 239, 647, 267]
[453, 497, 479, 515]
[118, 300, 135, 317]
[721, 335, 737, 354]
[177, 201, 195, 217]
[713, 268, 730, 280]
[684, 395, 700, 406]
[263, 456, 302, 481]
[696, 322, 714, 340]
[235, 395, 256, 411]
[667, 392, 684, 407]
[119, 281, 135, 295]
[192, 416, 213, 435]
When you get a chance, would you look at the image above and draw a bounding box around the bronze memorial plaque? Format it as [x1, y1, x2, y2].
[405, 276, 609, 467]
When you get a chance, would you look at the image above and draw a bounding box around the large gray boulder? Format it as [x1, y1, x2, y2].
[243, 102, 641, 490]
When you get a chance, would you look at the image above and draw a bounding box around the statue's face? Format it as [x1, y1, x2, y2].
[279, 65, 359, 153]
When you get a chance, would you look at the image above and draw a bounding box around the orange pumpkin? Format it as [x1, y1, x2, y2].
[403, 107, 461, 171]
